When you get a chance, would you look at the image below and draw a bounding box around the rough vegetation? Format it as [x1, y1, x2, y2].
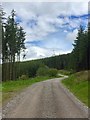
[62, 71, 88, 106]
[36, 65, 58, 77]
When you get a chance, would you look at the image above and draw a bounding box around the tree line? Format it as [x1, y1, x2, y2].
[43, 26, 89, 72]
[1, 9, 89, 81]
[17, 25, 89, 78]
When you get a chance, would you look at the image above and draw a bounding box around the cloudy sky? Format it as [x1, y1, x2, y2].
[2, 1, 89, 61]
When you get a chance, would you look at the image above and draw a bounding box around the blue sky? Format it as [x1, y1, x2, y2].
[2, 1, 89, 61]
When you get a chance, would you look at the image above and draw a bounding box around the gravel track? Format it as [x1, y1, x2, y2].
[2, 76, 88, 118]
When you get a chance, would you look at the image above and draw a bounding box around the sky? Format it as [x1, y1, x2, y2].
[2, 1, 89, 61]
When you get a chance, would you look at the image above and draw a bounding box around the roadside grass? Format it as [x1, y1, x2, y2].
[2, 75, 60, 105]
[59, 69, 74, 75]
[0, 84, 2, 91]
[0, 84, 2, 107]
[62, 70, 88, 107]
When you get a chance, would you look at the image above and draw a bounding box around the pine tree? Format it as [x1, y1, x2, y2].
[2, 9, 26, 81]
[72, 26, 88, 71]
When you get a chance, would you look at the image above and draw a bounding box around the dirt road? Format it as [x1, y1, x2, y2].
[3, 77, 88, 118]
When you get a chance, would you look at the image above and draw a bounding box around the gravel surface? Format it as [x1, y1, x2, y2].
[2, 76, 88, 118]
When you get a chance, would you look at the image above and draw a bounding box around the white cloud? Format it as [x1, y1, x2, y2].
[2, 2, 88, 61]
[21, 43, 72, 61]
[66, 29, 78, 42]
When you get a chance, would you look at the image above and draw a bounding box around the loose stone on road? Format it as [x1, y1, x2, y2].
[3, 77, 88, 118]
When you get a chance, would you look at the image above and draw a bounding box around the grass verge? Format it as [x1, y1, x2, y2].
[2, 76, 59, 105]
[59, 69, 74, 75]
[62, 71, 88, 107]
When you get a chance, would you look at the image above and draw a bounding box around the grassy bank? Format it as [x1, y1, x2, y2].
[2, 76, 59, 105]
[62, 71, 88, 107]
[59, 70, 73, 75]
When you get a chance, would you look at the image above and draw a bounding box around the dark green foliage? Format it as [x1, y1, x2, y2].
[48, 68, 58, 77]
[19, 61, 42, 78]
[36, 65, 49, 76]
[88, 22, 90, 70]
[71, 26, 88, 71]
[2, 10, 26, 81]
[36, 65, 58, 77]
[42, 54, 69, 70]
